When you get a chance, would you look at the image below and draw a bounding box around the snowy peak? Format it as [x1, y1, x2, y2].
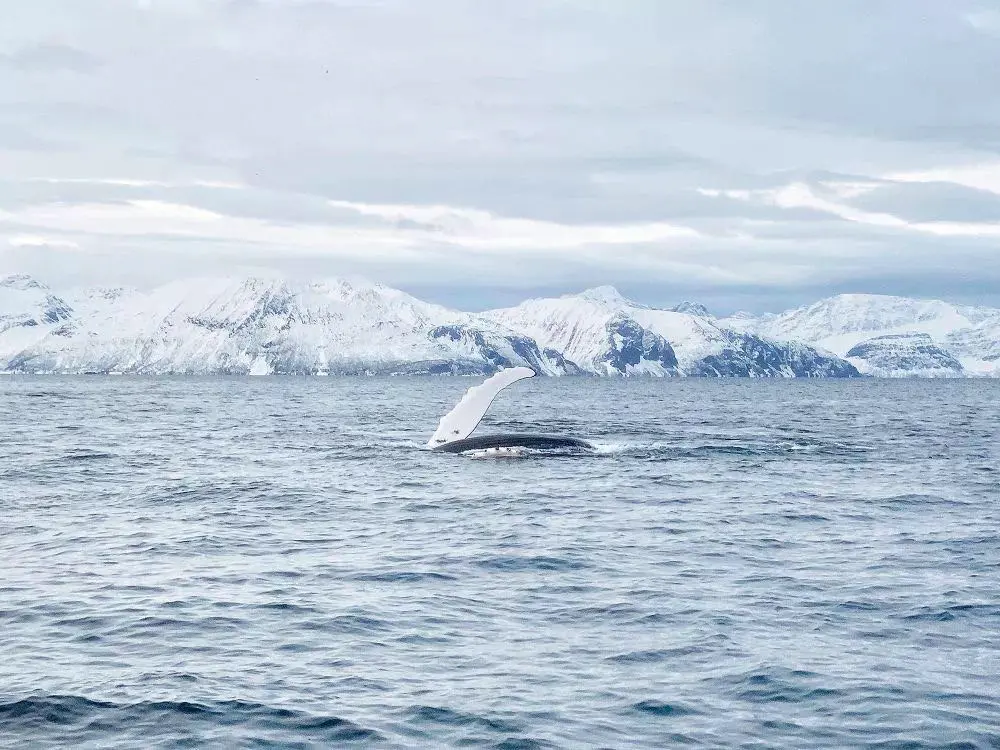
[1, 273, 49, 292]
[572, 285, 641, 309]
[0, 274, 576, 376]
[947, 315, 1000, 372]
[78, 286, 133, 303]
[488, 288, 856, 378]
[670, 301, 713, 319]
[729, 292, 1000, 376]
[569, 288, 715, 321]
[486, 292, 671, 376]
[0, 277, 994, 377]
[0, 274, 73, 341]
[746, 293, 993, 343]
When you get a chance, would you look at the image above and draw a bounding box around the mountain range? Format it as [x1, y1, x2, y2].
[721, 294, 1000, 378]
[1, 273, 997, 377]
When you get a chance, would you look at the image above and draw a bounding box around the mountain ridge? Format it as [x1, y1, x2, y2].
[485, 287, 858, 378]
[721, 293, 1000, 377]
[1, 274, 995, 377]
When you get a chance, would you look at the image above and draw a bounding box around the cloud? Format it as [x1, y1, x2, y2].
[7, 234, 80, 249]
[4, 183, 998, 308]
[884, 163, 1000, 196]
[0, 0, 999, 311]
[0, 122, 69, 153]
[846, 181, 1000, 223]
[702, 179, 1000, 237]
[964, 9, 1000, 35]
[0, 194, 705, 276]
[327, 199, 703, 248]
[0, 43, 101, 73]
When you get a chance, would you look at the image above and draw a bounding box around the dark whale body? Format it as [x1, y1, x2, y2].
[431, 433, 593, 454]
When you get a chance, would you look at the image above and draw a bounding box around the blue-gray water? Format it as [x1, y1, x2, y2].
[2, 377, 999, 749]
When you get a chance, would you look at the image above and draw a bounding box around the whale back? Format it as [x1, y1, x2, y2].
[427, 367, 535, 448]
[431, 433, 593, 453]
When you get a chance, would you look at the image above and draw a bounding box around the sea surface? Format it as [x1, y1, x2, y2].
[1, 376, 998, 749]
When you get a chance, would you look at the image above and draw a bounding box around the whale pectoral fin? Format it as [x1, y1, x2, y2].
[426, 367, 536, 448]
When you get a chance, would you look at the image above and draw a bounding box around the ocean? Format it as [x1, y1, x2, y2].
[1, 376, 998, 748]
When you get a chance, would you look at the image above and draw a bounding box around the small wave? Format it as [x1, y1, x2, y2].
[550, 602, 644, 623]
[406, 705, 553, 747]
[324, 613, 394, 634]
[475, 555, 588, 572]
[105, 615, 245, 639]
[0, 695, 382, 744]
[409, 705, 522, 733]
[900, 604, 1000, 622]
[725, 668, 847, 705]
[608, 646, 702, 663]
[631, 700, 700, 717]
[248, 602, 320, 614]
[585, 438, 873, 461]
[494, 739, 551, 750]
[350, 571, 458, 583]
[62, 450, 115, 461]
[782, 513, 830, 522]
[876, 493, 969, 508]
[590, 440, 631, 454]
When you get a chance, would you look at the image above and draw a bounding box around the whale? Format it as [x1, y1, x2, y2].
[427, 367, 593, 455]
[431, 433, 593, 453]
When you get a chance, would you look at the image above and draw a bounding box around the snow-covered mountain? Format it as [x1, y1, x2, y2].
[0, 274, 74, 354]
[723, 294, 1000, 377]
[845, 333, 964, 378]
[485, 286, 859, 377]
[3, 276, 995, 377]
[0, 275, 573, 375]
[670, 301, 714, 319]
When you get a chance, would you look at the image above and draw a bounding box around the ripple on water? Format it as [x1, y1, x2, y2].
[474, 555, 589, 572]
[1, 377, 998, 748]
[630, 700, 701, 717]
[0, 695, 383, 745]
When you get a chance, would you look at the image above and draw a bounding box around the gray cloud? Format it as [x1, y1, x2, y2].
[0, 122, 69, 152]
[847, 182, 1000, 223]
[1, 0, 999, 311]
[0, 43, 101, 73]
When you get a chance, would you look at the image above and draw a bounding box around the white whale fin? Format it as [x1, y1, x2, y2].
[427, 366, 536, 448]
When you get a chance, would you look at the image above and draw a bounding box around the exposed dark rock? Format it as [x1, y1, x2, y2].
[687, 331, 860, 377]
[429, 324, 577, 375]
[600, 315, 679, 374]
[846, 333, 963, 376]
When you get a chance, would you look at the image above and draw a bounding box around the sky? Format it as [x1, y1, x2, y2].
[1, 0, 1000, 314]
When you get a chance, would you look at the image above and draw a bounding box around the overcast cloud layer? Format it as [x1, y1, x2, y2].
[1, 0, 999, 312]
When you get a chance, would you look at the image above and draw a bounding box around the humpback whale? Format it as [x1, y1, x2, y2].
[427, 367, 593, 456]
